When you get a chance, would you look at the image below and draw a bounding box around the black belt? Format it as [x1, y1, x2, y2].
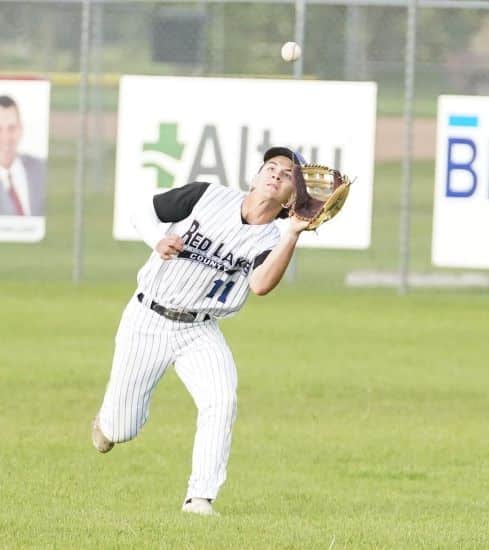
[137, 293, 210, 323]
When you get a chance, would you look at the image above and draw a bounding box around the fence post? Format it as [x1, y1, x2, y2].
[293, 0, 306, 80]
[399, 0, 418, 294]
[90, 0, 105, 192]
[73, 0, 92, 283]
[345, 6, 363, 80]
[286, 0, 307, 283]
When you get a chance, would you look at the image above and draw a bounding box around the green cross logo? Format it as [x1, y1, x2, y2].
[142, 123, 185, 188]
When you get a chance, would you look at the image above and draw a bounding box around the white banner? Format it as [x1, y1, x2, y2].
[433, 95, 489, 268]
[114, 75, 376, 248]
[0, 79, 50, 242]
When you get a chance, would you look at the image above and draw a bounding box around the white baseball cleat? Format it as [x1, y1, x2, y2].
[181, 498, 219, 516]
[91, 415, 114, 453]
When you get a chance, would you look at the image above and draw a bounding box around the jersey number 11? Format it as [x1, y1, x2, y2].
[206, 279, 236, 304]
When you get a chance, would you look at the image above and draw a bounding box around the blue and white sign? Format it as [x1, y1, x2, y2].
[433, 95, 489, 268]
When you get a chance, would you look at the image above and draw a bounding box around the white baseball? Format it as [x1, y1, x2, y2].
[281, 41, 302, 62]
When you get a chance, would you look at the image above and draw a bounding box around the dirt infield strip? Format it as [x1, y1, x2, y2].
[49, 113, 437, 162]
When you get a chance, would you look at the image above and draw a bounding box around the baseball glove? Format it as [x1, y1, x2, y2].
[286, 164, 352, 231]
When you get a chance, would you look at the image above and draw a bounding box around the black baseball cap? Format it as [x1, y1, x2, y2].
[263, 146, 306, 166]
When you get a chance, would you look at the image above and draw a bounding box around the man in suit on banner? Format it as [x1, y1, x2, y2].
[0, 95, 45, 217]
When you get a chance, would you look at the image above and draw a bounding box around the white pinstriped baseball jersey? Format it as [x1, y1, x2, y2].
[137, 182, 280, 318]
[96, 148, 301, 508]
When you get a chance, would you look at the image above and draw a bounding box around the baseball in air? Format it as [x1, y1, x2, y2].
[281, 41, 302, 62]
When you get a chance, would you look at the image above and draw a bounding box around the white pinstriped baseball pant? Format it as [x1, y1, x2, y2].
[98, 294, 238, 501]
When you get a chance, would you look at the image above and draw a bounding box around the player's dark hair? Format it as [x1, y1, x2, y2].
[0, 95, 18, 109]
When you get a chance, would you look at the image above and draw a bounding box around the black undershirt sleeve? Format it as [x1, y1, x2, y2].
[253, 250, 272, 269]
[154, 182, 271, 269]
[153, 182, 210, 223]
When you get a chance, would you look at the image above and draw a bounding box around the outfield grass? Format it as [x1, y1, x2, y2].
[1, 145, 489, 546]
[1, 283, 488, 548]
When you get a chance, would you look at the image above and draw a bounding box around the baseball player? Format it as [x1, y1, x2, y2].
[92, 146, 309, 516]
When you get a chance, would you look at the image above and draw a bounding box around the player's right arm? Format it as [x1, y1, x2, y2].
[249, 216, 309, 295]
[131, 182, 210, 258]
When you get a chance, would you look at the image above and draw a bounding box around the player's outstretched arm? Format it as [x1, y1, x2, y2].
[131, 182, 209, 252]
[131, 191, 171, 250]
[249, 216, 308, 296]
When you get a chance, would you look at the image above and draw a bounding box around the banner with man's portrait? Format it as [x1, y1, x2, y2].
[0, 78, 50, 242]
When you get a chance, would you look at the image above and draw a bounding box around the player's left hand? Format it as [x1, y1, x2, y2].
[287, 164, 352, 231]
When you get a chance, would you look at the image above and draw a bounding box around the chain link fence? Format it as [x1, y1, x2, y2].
[1, 0, 488, 288]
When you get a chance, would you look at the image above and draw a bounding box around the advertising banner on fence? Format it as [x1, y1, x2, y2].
[0, 78, 50, 242]
[114, 75, 376, 248]
[433, 95, 489, 268]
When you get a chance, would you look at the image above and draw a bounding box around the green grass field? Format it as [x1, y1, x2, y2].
[1, 283, 488, 548]
[1, 153, 489, 547]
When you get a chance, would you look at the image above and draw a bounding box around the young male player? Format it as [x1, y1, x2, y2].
[92, 147, 309, 515]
